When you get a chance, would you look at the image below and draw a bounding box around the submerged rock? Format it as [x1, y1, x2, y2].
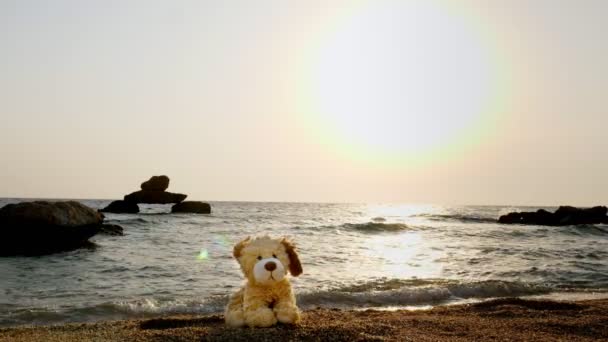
[0, 201, 105, 256]
[124, 190, 187, 204]
[141, 175, 170, 191]
[100, 200, 140, 214]
[99, 224, 124, 236]
[498, 206, 608, 226]
[171, 201, 211, 214]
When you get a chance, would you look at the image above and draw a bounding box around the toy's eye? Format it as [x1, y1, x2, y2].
[272, 254, 277, 258]
[257, 256, 262, 260]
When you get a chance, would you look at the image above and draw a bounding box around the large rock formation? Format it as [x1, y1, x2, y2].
[100, 200, 140, 214]
[498, 206, 608, 226]
[171, 201, 211, 214]
[0, 201, 106, 256]
[124, 190, 187, 204]
[141, 175, 170, 191]
[103, 175, 207, 213]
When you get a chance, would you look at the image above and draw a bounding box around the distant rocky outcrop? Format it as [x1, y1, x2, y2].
[172, 201, 211, 214]
[102, 175, 210, 214]
[100, 200, 140, 214]
[0, 201, 113, 256]
[124, 190, 187, 204]
[124, 175, 186, 205]
[141, 175, 170, 191]
[498, 206, 608, 226]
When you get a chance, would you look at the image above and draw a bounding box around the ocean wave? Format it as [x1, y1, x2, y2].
[340, 222, 411, 232]
[569, 224, 608, 235]
[103, 217, 151, 225]
[413, 214, 497, 224]
[0, 279, 554, 327]
[299, 222, 413, 233]
[0, 296, 228, 327]
[297, 279, 552, 309]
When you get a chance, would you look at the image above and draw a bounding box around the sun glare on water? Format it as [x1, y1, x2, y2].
[301, 1, 500, 161]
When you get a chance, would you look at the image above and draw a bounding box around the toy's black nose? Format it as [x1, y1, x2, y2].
[265, 261, 277, 271]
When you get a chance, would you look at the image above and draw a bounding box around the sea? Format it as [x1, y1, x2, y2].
[1, 199, 607, 327]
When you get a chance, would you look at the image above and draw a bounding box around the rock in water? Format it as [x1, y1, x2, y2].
[498, 206, 608, 226]
[554, 206, 608, 225]
[0, 201, 103, 227]
[99, 224, 124, 236]
[100, 200, 140, 214]
[124, 190, 187, 204]
[171, 201, 211, 214]
[141, 175, 170, 191]
[0, 201, 104, 256]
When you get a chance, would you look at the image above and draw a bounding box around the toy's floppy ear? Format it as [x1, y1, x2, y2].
[233, 236, 251, 259]
[281, 238, 303, 276]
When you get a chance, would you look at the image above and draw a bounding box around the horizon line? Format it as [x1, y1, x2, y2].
[0, 196, 604, 209]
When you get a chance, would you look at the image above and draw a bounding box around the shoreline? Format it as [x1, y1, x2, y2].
[1, 298, 607, 341]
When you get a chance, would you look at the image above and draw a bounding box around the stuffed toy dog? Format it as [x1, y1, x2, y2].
[225, 235, 303, 327]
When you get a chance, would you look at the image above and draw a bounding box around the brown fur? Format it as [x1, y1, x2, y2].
[281, 238, 303, 276]
[233, 237, 250, 259]
[225, 236, 302, 328]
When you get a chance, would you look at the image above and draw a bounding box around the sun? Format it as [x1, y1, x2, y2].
[304, 1, 496, 159]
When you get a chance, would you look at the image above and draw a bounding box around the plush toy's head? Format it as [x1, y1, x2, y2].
[233, 236, 302, 286]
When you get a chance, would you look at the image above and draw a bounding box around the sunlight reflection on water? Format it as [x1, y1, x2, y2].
[363, 232, 444, 279]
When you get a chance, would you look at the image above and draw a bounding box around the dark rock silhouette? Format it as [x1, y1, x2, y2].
[0, 201, 105, 256]
[99, 224, 124, 236]
[498, 206, 608, 226]
[172, 201, 211, 214]
[105, 175, 196, 213]
[124, 190, 187, 204]
[141, 175, 170, 191]
[100, 200, 140, 214]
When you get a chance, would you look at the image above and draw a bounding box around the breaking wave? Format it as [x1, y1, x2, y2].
[413, 213, 498, 224]
[340, 222, 411, 232]
[0, 296, 228, 327]
[0, 279, 555, 327]
[297, 279, 552, 309]
[103, 217, 151, 226]
[301, 222, 413, 233]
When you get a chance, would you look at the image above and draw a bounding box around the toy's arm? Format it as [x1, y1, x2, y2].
[243, 287, 278, 327]
[273, 283, 301, 324]
[224, 288, 245, 327]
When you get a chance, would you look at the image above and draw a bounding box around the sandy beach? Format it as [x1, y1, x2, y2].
[1, 298, 607, 341]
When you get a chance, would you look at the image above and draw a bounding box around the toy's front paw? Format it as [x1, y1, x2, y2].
[275, 306, 301, 324]
[225, 310, 245, 327]
[245, 307, 277, 328]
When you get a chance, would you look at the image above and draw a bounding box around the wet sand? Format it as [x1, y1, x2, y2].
[1, 298, 607, 341]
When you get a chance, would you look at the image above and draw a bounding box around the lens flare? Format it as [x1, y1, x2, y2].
[213, 235, 230, 248]
[196, 248, 209, 261]
[195, 234, 234, 262]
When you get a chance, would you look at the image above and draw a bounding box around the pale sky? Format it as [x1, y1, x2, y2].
[1, 0, 607, 206]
